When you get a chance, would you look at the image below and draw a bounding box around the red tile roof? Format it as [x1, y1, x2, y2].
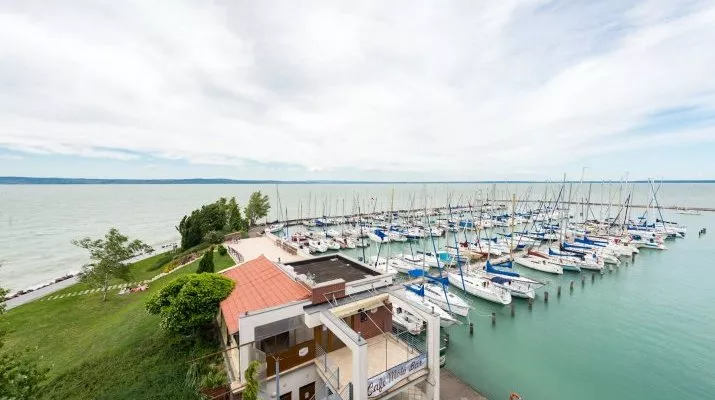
[220, 255, 311, 334]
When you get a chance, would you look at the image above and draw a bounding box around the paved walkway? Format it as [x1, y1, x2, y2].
[224, 236, 306, 267]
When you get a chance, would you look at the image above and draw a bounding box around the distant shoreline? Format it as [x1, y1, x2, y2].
[2, 176, 714, 185]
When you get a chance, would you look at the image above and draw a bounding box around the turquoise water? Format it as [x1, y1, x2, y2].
[441, 213, 715, 400]
[0, 184, 713, 398]
[2, 182, 713, 291]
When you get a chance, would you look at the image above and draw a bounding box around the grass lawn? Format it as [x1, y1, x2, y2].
[1, 250, 236, 399]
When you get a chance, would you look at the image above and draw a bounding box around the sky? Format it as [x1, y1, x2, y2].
[0, 0, 714, 181]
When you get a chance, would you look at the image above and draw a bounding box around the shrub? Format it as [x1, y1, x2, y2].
[216, 245, 227, 256]
[196, 248, 215, 274]
[145, 273, 234, 335]
[203, 231, 224, 245]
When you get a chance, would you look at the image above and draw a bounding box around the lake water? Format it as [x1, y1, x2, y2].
[0, 183, 713, 399]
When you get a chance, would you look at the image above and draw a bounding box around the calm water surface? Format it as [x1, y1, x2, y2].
[0, 183, 713, 399]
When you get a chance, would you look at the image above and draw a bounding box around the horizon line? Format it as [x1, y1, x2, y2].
[1, 176, 714, 185]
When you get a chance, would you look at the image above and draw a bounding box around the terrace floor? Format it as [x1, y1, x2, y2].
[317, 333, 425, 392]
[225, 236, 306, 267]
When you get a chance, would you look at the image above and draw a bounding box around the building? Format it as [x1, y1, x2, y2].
[218, 252, 442, 400]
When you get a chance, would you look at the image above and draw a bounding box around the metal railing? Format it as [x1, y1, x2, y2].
[314, 344, 344, 395]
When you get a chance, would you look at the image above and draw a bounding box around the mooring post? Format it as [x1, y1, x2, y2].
[570, 280, 574, 291]
[592, 273, 595, 283]
[544, 291, 549, 303]
[510, 304, 515, 317]
[469, 322, 474, 336]
[491, 312, 496, 326]
[528, 298, 533, 310]
[557, 286, 562, 297]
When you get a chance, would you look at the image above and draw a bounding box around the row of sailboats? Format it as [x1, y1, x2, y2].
[274, 177, 690, 334]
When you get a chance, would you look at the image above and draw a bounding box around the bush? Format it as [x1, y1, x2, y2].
[217, 245, 227, 256]
[145, 273, 234, 335]
[148, 251, 177, 272]
[196, 248, 215, 274]
[203, 230, 224, 245]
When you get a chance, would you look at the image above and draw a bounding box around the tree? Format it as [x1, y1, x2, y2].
[226, 197, 247, 232]
[145, 273, 234, 335]
[1, 285, 49, 399]
[243, 360, 261, 400]
[245, 191, 271, 227]
[216, 245, 228, 256]
[196, 248, 215, 274]
[176, 197, 246, 249]
[72, 228, 154, 301]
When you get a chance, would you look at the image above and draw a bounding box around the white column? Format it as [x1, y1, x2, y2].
[424, 309, 440, 400]
[351, 341, 369, 400]
[319, 311, 369, 400]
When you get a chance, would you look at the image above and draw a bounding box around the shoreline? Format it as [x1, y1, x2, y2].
[3, 246, 175, 310]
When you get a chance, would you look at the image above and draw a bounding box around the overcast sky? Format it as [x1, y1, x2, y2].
[1, 0, 714, 181]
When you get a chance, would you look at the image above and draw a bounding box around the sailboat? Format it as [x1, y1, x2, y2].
[481, 260, 543, 299]
[405, 271, 471, 316]
[513, 254, 564, 274]
[368, 229, 390, 243]
[267, 223, 285, 234]
[447, 271, 512, 304]
[403, 287, 458, 327]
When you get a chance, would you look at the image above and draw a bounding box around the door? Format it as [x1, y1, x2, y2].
[299, 382, 315, 400]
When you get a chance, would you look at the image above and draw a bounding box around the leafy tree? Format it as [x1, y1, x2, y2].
[176, 197, 246, 249]
[177, 214, 202, 250]
[72, 228, 154, 301]
[243, 360, 261, 400]
[196, 248, 215, 274]
[1, 286, 49, 399]
[226, 197, 247, 232]
[216, 245, 228, 256]
[245, 191, 271, 227]
[145, 273, 234, 335]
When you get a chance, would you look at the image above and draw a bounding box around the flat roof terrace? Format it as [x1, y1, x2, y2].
[286, 255, 381, 284]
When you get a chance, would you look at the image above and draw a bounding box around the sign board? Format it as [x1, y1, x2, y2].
[366, 353, 428, 397]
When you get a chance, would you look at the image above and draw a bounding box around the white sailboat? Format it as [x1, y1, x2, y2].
[403, 289, 458, 328]
[513, 255, 564, 274]
[308, 240, 328, 253]
[367, 229, 390, 243]
[418, 282, 470, 317]
[266, 223, 285, 234]
[447, 271, 512, 305]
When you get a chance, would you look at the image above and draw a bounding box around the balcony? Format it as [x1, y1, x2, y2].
[315, 329, 428, 398]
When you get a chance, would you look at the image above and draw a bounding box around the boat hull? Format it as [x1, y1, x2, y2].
[514, 257, 564, 275]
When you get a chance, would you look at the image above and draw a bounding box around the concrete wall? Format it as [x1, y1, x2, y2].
[345, 275, 393, 296]
[262, 363, 318, 400]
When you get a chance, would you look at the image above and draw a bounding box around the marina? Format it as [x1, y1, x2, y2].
[1, 182, 713, 400]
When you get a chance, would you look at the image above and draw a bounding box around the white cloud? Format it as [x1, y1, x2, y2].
[0, 0, 714, 179]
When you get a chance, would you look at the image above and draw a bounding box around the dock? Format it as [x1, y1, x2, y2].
[389, 369, 488, 400]
[440, 369, 488, 400]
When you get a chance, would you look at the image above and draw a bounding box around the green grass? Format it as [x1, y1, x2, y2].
[1, 251, 236, 399]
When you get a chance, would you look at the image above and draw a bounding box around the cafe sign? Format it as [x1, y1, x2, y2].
[367, 354, 427, 397]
